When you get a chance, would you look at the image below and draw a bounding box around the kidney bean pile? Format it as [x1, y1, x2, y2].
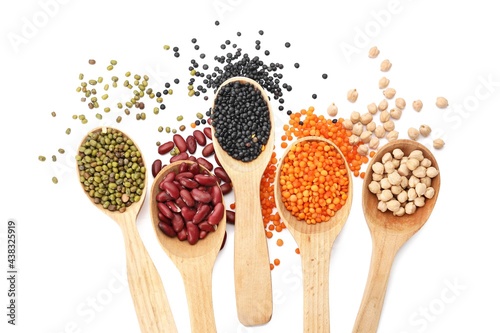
[211, 81, 271, 162]
[156, 161, 225, 245]
[153, 126, 236, 226]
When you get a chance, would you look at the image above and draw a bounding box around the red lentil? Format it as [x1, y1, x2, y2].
[279, 140, 350, 224]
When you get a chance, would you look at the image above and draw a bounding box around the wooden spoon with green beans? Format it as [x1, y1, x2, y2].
[150, 160, 227, 333]
[211, 76, 274, 326]
[353, 140, 441, 333]
[274, 136, 353, 333]
[77, 127, 177, 333]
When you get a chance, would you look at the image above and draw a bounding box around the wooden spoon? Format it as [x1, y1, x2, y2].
[77, 127, 177, 333]
[274, 136, 353, 333]
[352, 139, 441, 333]
[150, 160, 227, 333]
[211, 76, 274, 326]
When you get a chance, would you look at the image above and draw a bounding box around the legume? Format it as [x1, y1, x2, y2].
[212, 81, 271, 162]
[279, 140, 350, 224]
[76, 128, 146, 212]
[155, 161, 224, 245]
[368, 148, 439, 216]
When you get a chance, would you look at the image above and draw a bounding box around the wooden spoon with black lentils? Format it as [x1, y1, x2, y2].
[211, 77, 274, 326]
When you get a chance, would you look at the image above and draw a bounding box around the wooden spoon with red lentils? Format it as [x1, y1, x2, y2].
[275, 136, 353, 332]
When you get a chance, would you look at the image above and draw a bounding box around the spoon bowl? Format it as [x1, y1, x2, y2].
[353, 139, 441, 333]
[211, 76, 274, 326]
[150, 160, 226, 333]
[77, 127, 177, 333]
[275, 136, 353, 333]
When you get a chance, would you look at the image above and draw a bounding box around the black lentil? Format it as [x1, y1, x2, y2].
[212, 81, 271, 162]
[322, 73, 328, 79]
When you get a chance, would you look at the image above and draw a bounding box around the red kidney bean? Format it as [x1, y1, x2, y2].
[194, 174, 218, 186]
[171, 213, 185, 232]
[186, 222, 200, 245]
[189, 162, 200, 175]
[163, 181, 179, 199]
[202, 143, 215, 157]
[199, 230, 208, 240]
[181, 206, 196, 221]
[175, 197, 187, 209]
[203, 127, 212, 140]
[193, 130, 207, 146]
[158, 141, 175, 155]
[170, 152, 189, 163]
[158, 202, 174, 219]
[214, 167, 231, 183]
[158, 211, 171, 224]
[220, 231, 227, 251]
[197, 157, 213, 171]
[188, 155, 197, 162]
[191, 188, 212, 203]
[179, 177, 199, 189]
[166, 200, 181, 213]
[193, 204, 211, 224]
[220, 182, 233, 195]
[156, 191, 170, 203]
[177, 227, 188, 241]
[165, 171, 176, 182]
[180, 189, 195, 207]
[207, 202, 224, 226]
[210, 185, 222, 206]
[158, 222, 176, 238]
[175, 172, 194, 180]
[226, 210, 235, 224]
[214, 153, 222, 167]
[152, 159, 162, 178]
[179, 162, 189, 173]
[198, 221, 215, 232]
[173, 134, 187, 153]
[186, 135, 197, 154]
[160, 178, 174, 191]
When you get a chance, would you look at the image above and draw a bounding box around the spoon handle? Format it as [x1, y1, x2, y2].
[180, 259, 218, 333]
[120, 221, 178, 333]
[300, 236, 333, 333]
[232, 176, 273, 326]
[352, 239, 400, 333]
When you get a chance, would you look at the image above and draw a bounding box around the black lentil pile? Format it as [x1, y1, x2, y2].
[159, 30, 294, 115]
[76, 128, 146, 212]
[212, 81, 271, 162]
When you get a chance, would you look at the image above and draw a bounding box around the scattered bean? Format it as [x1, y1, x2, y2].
[368, 46, 380, 58]
[436, 97, 449, 109]
[347, 88, 358, 103]
[433, 138, 445, 149]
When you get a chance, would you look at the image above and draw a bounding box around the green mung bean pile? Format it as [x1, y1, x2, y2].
[76, 128, 146, 212]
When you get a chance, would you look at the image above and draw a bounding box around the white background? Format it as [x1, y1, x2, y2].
[1, 0, 500, 332]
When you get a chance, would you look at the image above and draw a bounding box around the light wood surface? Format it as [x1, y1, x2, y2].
[274, 136, 353, 333]
[353, 140, 441, 333]
[78, 127, 178, 333]
[150, 160, 227, 333]
[211, 77, 274, 326]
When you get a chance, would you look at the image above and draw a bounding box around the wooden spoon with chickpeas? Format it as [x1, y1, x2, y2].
[353, 139, 441, 333]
